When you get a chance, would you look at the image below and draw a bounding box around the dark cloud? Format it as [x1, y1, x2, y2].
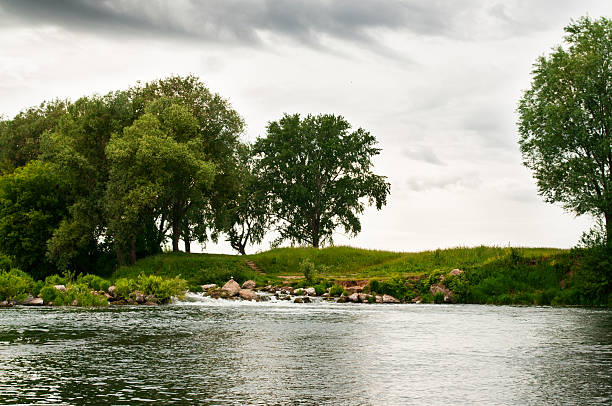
[0, 0, 556, 54]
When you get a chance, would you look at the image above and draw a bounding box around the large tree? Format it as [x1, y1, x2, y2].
[254, 113, 390, 248]
[518, 17, 612, 246]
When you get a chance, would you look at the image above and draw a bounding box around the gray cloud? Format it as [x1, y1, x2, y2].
[405, 174, 481, 192]
[402, 145, 445, 166]
[0, 0, 562, 54]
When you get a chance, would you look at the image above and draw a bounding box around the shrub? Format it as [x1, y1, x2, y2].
[0, 269, 34, 301]
[433, 292, 445, 304]
[300, 258, 316, 284]
[0, 254, 12, 272]
[313, 283, 326, 296]
[114, 278, 137, 299]
[39, 285, 57, 303]
[79, 274, 111, 291]
[329, 284, 344, 296]
[52, 283, 108, 307]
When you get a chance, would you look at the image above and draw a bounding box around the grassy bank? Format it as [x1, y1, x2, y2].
[2, 245, 609, 307]
[109, 245, 609, 306]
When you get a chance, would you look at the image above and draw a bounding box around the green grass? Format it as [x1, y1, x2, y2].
[248, 245, 563, 279]
[111, 251, 275, 290]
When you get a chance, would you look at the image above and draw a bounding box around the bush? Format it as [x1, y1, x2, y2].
[0, 269, 34, 301]
[114, 278, 137, 299]
[300, 258, 316, 284]
[79, 274, 111, 292]
[39, 285, 57, 303]
[51, 283, 108, 307]
[313, 283, 326, 296]
[329, 284, 344, 296]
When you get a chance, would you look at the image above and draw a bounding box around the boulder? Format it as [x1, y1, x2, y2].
[345, 286, 363, 294]
[0, 300, 12, 307]
[348, 293, 360, 303]
[134, 291, 146, 304]
[411, 296, 422, 304]
[280, 286, 294, 295]
[23, 297, 43, 306]
[382, 294, 400, 304]
[321, 292, 330, 298]
[71, 299, 78, 306]
[222, 279, 241, 297]
[241, 280, 257, 289]
[280, 295, 291, 301]
[239, 289, 258, 301]
[259, 295, 271, 301]
[336, 296, 348, 303]
[429, 284, 453, 303]
[304, 287, 316, 296]
[294, 297, 304, 303]
[358, 293, 372, 302]
[201, 284, 217, 290]
[302, 296, 311, 303]
[375, 295, 383, 303]
[450, 268, 463, 276]
[54, 284, 67, 292]
[108, 285, 117, 297]
[145, 295, 159, 304]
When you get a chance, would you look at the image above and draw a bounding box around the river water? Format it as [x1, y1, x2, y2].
[1, 297, 611, 405]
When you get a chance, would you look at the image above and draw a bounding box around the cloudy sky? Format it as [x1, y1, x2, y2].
[1, 0, 609, 253]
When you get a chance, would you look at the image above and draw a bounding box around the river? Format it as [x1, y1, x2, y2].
[1, 297, 611, 405]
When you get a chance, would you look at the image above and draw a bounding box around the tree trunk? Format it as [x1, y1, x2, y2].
[116, 246, 125, 266]
[606, 211, 611, 247]
[312, 216, 320, 248]
[172, 206, 181, 252]
[184, 233, 191, 253]
[239, 244, 246, 255]
[129, 238, 137, 265]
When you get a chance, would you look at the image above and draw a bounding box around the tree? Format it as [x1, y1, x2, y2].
[224, 144, 270, 255]
[105, 99, 216, 262]
[0, 161, 70, 279]
[518, 17, 612, 246]
[254, 113, 390, 248]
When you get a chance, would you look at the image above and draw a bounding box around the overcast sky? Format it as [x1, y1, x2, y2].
[1, 0, 609, 254]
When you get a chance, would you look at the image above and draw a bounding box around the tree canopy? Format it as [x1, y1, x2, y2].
[254, 113, 390, 248]
[518, 16, 612, 246]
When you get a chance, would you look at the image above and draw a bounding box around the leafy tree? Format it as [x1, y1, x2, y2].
[224, 144, 270, 255]
[105, 100, 216, 262]
[518, 17, 612, 246]
[254, 113, 390, 248]
[0, 161, 70, 279]
[0, 100, 68, 174]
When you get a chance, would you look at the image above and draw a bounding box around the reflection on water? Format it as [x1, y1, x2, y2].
[0, 301, 611, 405]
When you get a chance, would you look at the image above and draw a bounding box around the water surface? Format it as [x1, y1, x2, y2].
[1, 298, 611, 405]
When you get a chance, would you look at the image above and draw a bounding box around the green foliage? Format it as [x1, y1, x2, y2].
[0, 254, 11, 272]
[39, 285, 57, 303]
[368, 277, 414, 301]
[78, 274, 111, 292]
[328, 284, 344, 296]
[313, 283, 327, 296]
[518, 16, 612, 246]
[136, 273, 187, 302]
[0, 269, 34, 301]
[0, 161, 71, 279]
[254, 113, 390, 248]
[114, 278, 137, 300]
[300, 258, 316, 284]
[51, 283, 108, 307]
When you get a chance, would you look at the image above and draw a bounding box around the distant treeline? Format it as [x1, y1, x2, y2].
[0, 76, 389, 279]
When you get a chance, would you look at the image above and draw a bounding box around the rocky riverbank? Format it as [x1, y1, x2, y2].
[198, 278, 403, 304]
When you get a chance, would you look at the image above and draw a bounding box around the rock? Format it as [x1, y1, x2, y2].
[294, 297, 304, 303]
[103, 292, 113, 300]
[221, 279, 241, 297]
[358, 293, 372, 303]
[336, 296, 348, 303]
[302, 296, 311, 303]
[239, 289, 258, 301]
[0, 300, 12, 307]
[259, 295, 271, 301]
[375, 295, 383, 303]
[108, 285, 117, 297]
[382, 294, 400, 304]
[280, 286, 294, 295]
[280, 295, 291, 301]
[145, 295, 158, 304]
[23, 297, 43, 306]
[201, 284, 217, 290]
[304, 287, 316, 296]
[345, 286, 363, 294]
[134, 291, 145, 304]
[294, 289, 304, 296]
[411, 296, 422, 304]
[72, 299, 78, 306]
[348, 293, 361, 303]
[322, 292, 330, 298]
[54, 284, 67, 292]
[267, 286, 277, 293]
[241, 280, 256, 289]
[450, 268, 463, 276]
[429, 284, 453, 303]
